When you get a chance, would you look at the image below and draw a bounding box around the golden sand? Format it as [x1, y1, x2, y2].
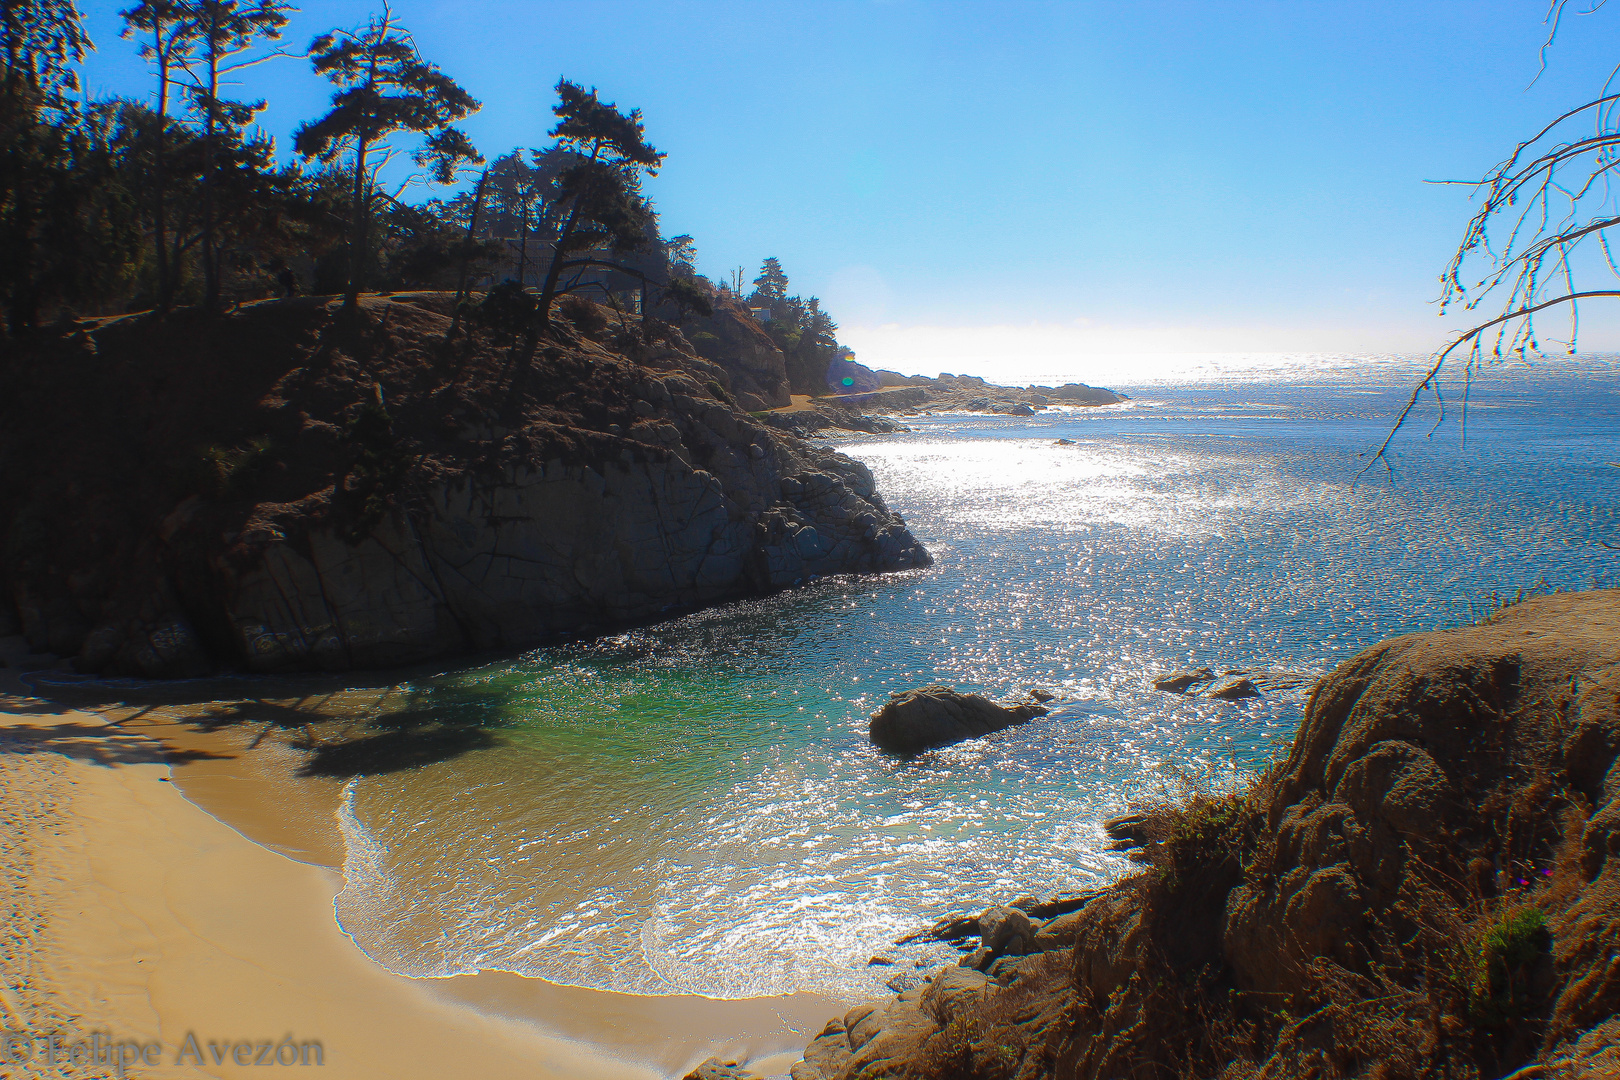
[0, 673, 835, 1079]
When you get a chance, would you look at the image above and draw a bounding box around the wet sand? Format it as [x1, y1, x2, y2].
[0, 671, 838, 1079]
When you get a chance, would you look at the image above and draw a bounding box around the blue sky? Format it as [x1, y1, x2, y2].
[75, 1, 1620, 382]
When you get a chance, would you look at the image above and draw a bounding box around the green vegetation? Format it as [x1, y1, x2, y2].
[1467, 906, 1550, 1027]
[341, 392, 413, 537]
[294, 7, 481, 310]
[197, 434, 274, 498]
[733, 257, 842, 393]
[1, 1, 860, 385]
[1154, 789, 1255, 895]
[1451, 577, 1564, 628]
[531, 79, 664, 327]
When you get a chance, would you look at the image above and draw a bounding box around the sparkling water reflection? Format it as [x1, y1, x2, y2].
[334, 363, 1620, 1001]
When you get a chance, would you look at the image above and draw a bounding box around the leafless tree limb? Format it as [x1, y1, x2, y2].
[1367, 54, 1620, 478]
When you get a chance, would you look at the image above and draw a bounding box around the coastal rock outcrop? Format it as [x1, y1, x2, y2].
[868, 685, 1047, 754]
[792, 591, 1620, 1080]
[681, 295, 792, 410]
[1150, 665, 1313, 698]
[0, 295, 929, 676]
[860, 370, 1125, 414]
[681, 1059, 764, 1080]
[1151, 666, 1214, 692]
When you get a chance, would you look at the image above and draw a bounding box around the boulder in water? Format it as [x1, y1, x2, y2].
[868, 685, 1047, 754]
[1152, 667, 1215, 693]
[1207, 675, 1261, 700]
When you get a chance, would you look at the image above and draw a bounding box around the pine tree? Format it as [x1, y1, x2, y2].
[118, 0, 196, 310]
[295, 6, 481, 309]
[533, 79, 664, 324]
[751, 257, 788, 307]
[0, 0, 128, 333]
[178, 0, 290, 312]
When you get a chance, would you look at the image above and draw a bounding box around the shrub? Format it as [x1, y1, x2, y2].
[1467, 906, 1549, 1026]
[341, 397, 413, 538]
[1151, 789, 1259, 895]
[474, 280, 537, 338]
[559, 294, 607, 337]
[689, 329, 721, 357]
[705, 380, 737, 407]
[197, 436, 275, 499]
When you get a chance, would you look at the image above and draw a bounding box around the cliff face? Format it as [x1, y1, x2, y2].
[683, 296, 792, 409]
[792, 592, 1620, 1080]
[0, 294, 928, 677]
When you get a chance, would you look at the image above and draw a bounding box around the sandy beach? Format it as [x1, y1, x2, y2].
[0, 671, 837, 1080]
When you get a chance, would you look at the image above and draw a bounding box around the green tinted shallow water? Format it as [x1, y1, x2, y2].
[334, 363, 1620, 1001]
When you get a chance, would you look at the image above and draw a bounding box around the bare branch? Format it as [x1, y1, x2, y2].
[1360, 290, 1620, 479]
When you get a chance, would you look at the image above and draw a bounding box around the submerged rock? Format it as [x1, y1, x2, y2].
[1152, 667, 1216, 693]
[1206, 675, 1261, 700]
[1153, 666, 1313, 697]
[868, 685, 1047, 754]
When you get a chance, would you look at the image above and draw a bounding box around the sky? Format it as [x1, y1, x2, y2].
[74, 1, 1620, 383]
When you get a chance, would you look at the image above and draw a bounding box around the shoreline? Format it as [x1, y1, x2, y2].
[0, 671, 839, 1079]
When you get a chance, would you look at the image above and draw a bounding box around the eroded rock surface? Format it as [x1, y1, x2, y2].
[791, 592, 1620, 1080]
[1, 296, 929, 676]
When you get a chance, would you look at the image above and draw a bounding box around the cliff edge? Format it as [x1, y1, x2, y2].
[790, 591, 1620, 1080]
[0, 294, 929, 677]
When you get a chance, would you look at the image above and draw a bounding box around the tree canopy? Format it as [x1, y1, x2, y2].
[0, 6, 851, 376]
[295, 5, 480, 308]
[532, 78, 665, 324]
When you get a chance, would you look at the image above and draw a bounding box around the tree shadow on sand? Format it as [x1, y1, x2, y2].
[0, 721, 231, 767]
[295, 694, 507, 777]
[20, 669, 512, 779]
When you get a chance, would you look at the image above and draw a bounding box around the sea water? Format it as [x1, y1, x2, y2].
[332, 357, 1620, 1003]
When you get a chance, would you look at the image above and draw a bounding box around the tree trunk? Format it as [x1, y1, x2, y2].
[344, 135, 369, 310]
[153, 29, 171, 312]
[445, 165, 488, 345]
[516, 204, 528, 286]
[535, 201, 581, 326]
[200, 38, 220, 313]
[536, 138, 605, 325]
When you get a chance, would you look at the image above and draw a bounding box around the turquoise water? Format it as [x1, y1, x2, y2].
[334, 359, 1620, 1002]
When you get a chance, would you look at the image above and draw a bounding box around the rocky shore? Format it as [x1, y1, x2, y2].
[864, 370, 1126, 417]
[752, 369, 1127, 439]
[0, 294, 929, 677]
[712, 591, 1620, 1080]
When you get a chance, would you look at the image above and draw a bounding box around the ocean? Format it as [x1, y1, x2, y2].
[328, 357, 1620, 1003]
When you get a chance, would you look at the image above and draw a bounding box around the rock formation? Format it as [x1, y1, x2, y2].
[868, 685, 1048, 754]
[790, 591, 1620, 1079]
[0, 294, 928, 677]
[1151, 665, 1313, 698]
[680, 295, 792, 410]
[864, 370, 1126, 414]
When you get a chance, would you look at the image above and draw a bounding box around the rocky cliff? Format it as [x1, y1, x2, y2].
[0, 294, 928, 677]
[682, 294, 793, 410]
[788, 591, 1620, 1080]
